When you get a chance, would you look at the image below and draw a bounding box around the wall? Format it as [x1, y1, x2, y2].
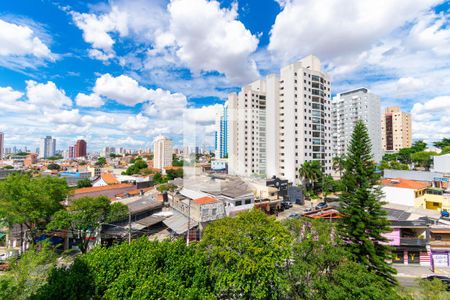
[382, 187, 415, 206]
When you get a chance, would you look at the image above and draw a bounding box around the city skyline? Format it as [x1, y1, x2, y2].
[0, 0, 449, 151]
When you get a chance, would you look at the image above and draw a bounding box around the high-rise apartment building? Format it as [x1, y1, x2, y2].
[68, 146, 74, 159]
[228, 55, 332, 183]
[39, 136, 56, 159]
[332, 88, 382, 162]
[0, 132, 4, 160]
[381, 106, 412, 152]
[74, 139, 87, 158]
[214, 104, 228, 159]
[153, 135, 173, 170]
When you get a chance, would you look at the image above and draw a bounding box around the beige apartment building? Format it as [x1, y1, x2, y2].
[381, 107, 412, 152]
[153, 135, 173, 170]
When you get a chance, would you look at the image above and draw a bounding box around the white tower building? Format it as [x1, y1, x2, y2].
[39, 136, 56, 159]
[228, 55, 332, 183]
[153, 135, 173, 170]
[332, 88, 382, 162]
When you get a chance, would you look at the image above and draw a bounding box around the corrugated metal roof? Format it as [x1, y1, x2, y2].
[163, 211, 197, 235]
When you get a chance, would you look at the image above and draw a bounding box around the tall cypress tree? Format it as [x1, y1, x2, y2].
[338, 120, 396, 283]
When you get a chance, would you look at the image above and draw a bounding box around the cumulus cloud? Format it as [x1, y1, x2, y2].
[411, 96, 450, 141]
[268, 0, 440, 63]
[167, 0, 260, 83]
[75, 92, 105, 107]
[0, 19, 53, 58]
[43, 109, 81, 124]
[26, 80, 72, 108]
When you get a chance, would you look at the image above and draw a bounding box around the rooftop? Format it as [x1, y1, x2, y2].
[73, 183, 134, 195]
[382, 178, 430, 190]
[101, 172, 119, 185]
[192, 196, 219, 205]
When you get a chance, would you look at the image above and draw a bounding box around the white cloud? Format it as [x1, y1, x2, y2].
[75, 92, 105, 107]
[268, 0, 440, 63]
[26, 80, 72, 108]
[122, 113, 151, 132]
[142, 89, 187, 119]
[0, 86, 23, 102]
[116, 136, 145, 146]
[43, 109, 81, 124]
[411, 96, 450, 141]
[0, 19, 53, 59]
[93, 73, 152, 106]
[0, 86, 36, 113]
[167, 0, 259, 83]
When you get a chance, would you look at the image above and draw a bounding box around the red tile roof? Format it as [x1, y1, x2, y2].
[192, 196, 219, 205]
[101, 172, 119, 185]
[382, 178, 430, 190]
[73, 183, 134, 195]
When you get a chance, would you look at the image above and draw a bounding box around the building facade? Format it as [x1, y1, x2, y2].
[332, 88, 382, 162]
[39, 136, 56, 159]
[0, 132, 4, 160]
[153, 135, 173, 170]
[381, 106, 412, 152]
[74, 139, 87, 158]
[214, 104, 228, 159]
[228, 55, 332, 184]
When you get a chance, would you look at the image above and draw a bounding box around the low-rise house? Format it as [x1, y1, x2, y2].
[382, 178, 430, 206]
[72, 183, 136, 200]
[93, 172, 120, 186]
[429, 226, 450, 272]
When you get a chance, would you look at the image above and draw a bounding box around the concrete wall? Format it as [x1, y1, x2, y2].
[382, 187, 415, 206]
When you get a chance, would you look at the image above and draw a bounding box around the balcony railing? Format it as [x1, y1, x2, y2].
[400, 238, 427, 247]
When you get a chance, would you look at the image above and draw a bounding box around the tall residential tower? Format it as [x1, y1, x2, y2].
[228, 55, 332, 183]
[153, 135, 173, 170]
[381, 106, 412, 152]
[214, 104, 228, 159]
[0, 132, 4, 160]
[332, 88, 382, 162]
[39, 136, 56, 159]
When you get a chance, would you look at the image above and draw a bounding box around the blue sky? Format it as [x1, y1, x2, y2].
[0, 0, 449, 152]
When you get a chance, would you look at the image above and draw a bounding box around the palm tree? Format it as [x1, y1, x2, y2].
[298, 160, 322, 194]
[332, 155, 346, 178]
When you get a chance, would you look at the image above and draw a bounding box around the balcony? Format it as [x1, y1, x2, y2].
[400, 237, 427, 247]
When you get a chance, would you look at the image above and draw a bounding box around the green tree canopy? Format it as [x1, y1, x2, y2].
[47, 196, 128, 253]
[0, 174, 69, 243]
[33, 238, 213, 299]
[0, 242, 57, 300]
[434, 137, 450, 149]
[284, 218, 399, 300]
[298, 160, 323, 193]
[47, 163, 61, 170]
[411, 151, 436, 170]
[95, 157, 106, 167]
[411, 140, 427, 152]
[199, 210, 291, 299]
[76, 178, 92, 188]
[338, 120, 396, 284]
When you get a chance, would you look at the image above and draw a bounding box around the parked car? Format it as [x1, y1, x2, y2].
[424, 275, 450, 290]
[315, 202, 328, 210]
[303, 208, 312, 213]
[281, 201, 293, 209]
[288, 212, 300, 219]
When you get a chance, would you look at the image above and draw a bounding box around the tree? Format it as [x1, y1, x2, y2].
[434, 137, 450, 149]
[0, 174, 69, 245]
[199, 210, 291, 299]
[153, 172, 167, 184]
[124, 158, 148, 175]
[34, 238, 213, 299]
[298, 160, 323, 193]
[283, 219, 399, 300]
[0, 242, 57, 300]
[332, 155, 346, 177]
[321, 174, 335, 197]
[166, 168, 183, 180]
[47, 196, 128, 253]
[47, 163, 60, 171]
[441, 146, 450, 155]
[157, 183, 177, 193]
[76, 178, 92, 188]
[411, 140, 427, 152]
[411, 151, 436, 170]
[95, 157, 106, 167]
[47, 155, 63, 161]
[338, 120, 396, 284]
[2, 165, 14, 169]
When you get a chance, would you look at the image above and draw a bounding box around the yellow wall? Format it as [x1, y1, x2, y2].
[415, 194, 450, 211]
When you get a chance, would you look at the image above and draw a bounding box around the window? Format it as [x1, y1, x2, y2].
[236, 200, 242, 206]
[245, 199, 251, 205]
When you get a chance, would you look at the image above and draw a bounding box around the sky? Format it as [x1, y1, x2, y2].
[0, 0, 449, 152]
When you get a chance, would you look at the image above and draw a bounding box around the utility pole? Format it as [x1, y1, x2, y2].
[128, 211, 131, 245]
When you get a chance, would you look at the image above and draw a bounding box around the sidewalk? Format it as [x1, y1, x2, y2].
[394, 264, 450, 278]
